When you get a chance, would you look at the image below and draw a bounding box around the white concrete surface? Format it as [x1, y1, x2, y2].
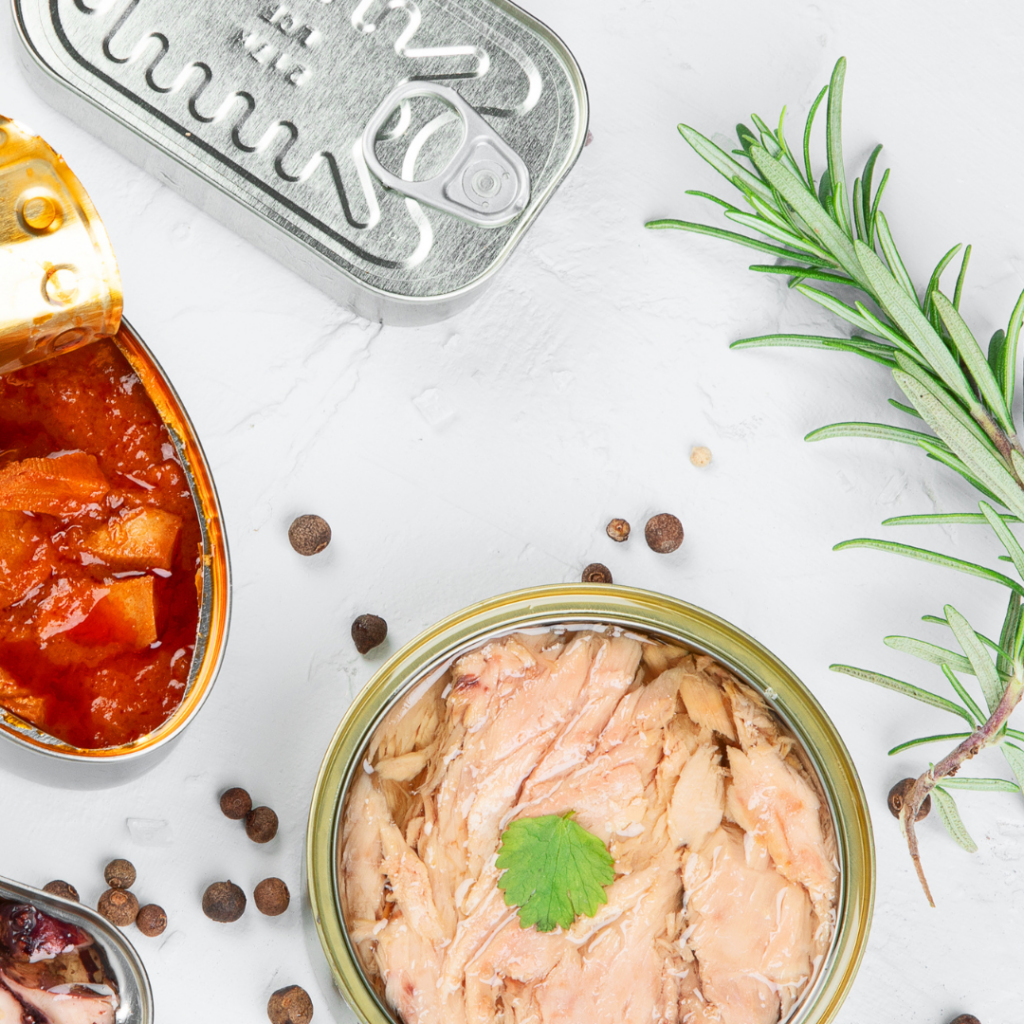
[1, 1, 1022, 1021]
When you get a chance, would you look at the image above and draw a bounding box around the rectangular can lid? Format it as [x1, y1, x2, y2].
[14, 0, 589, 323]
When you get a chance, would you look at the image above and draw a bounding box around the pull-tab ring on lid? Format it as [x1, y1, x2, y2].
[362, 82, 531, 229]
[0, 117, 122, 374]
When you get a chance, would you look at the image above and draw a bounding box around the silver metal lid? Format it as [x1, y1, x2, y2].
[14, 0, 588, 323]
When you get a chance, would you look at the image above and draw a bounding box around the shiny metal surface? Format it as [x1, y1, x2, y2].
[307, 584, 875, 1024]
[13, 0, 588, 323]
[0, 115, 122, 373]
[0, 875, 154, 1023]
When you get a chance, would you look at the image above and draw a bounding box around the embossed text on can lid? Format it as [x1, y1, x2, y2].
[14, 0, 589, 323]
[0, 116, 122, 373]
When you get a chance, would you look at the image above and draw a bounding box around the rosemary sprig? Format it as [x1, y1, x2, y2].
[648, 56, 1024, 904]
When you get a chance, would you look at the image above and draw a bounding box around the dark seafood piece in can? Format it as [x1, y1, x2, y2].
[0, 900, 120, 1023]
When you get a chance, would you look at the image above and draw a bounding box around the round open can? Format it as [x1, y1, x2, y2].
[307, 583, 875, 1024]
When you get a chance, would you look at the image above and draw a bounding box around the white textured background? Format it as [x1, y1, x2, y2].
[1, 1, 1022, 1021]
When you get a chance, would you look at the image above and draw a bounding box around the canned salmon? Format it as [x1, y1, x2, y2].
[307, 584, 875, 1024]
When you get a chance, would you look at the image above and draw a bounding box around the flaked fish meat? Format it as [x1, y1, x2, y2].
[340, 628, 839, 1024]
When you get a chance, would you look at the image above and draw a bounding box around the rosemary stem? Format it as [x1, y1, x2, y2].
[901, 669, 1024, 904]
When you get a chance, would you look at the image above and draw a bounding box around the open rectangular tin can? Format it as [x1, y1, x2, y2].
[0, 117, 230, 785]
[13, 0, 589, 324]
[0, 874, 154, 1023]
[306, 584, 875, 1024]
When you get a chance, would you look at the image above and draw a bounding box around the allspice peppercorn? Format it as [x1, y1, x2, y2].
[246, 806, 279, 844]
[887, 778, 931, 821]
[42, 880, 79, 902]
[136, 904, 167, 938]
[352, 614, 388, 654]
[254, 878, 290, 917]
[581, 562, 613, 584]
[220, 786, 253, 820]
[202, 881, 246, 923]
[103, 859, 136, 890]
[645, 513, 684, 553]
[268, 985, 314, 1024]
[605, 518, 630, 543]
[949, 1016, 981, 1024]
[97, 889, 139, 927]
[288, 515, 331, 556]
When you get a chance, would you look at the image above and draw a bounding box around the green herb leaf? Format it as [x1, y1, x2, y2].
[675, 125, 774, 203]
[496, 813, 614, 933]
[935, 776, 1020, 793]
[892, 370, 1024, 519]
[834, 538, 1024, 595]
[953, 244, 972, 311]
[931, 787, 979, 852]
[933, 293, 1014, 433]
[874, 211, 917, 302]
[882, 635, 973, 676]
[999, 742, 1024, 797]
[805, 421, 945, 448]
[856, 243, 975, 406]
[944, 605, 1004, 713]
[730, 333, 896, 366]
[825, 57, 850, 234]
[1002, 288, 1024, 415]
[644, 219, 833, 267]
[887, 732, 971, 756]
[749, 147, 863, 282]
[883, 512, 1020, 526]
[802, 85, 828, 191]
[997, 591, 1022, 677]
[940, 664, 986, 724]
[829, 665, 975, 723]
[979, 502, 1024, 582]
[923, 243, 962, 320]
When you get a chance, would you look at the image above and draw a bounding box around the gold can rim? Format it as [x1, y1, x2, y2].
[306, 583, 875, 1024]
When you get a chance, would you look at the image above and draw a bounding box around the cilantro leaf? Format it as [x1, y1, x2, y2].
[495, 812, 615, 932]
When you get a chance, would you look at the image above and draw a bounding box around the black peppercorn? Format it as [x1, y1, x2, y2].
[606, 518, 630, 543]
[220, 786, 253, 820]
[288, 515, 331, 556]
[202, 881, 246, 923]
[582, 563, 613, 584]
[887, 778, 931, 821]
[136, 904, 167, 937]
[645, 513, 684, 553]
[268, 985, 314, 1024]
[42, 880, 79, 902]
[98, 889, 139, 927]
[104, 859, 136, 890]
[246, 806, 279, 844]
[352, 614, 388, 654]
[254, 877, 290, 917]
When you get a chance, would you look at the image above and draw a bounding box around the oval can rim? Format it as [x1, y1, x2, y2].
[0, 319, 232, 762]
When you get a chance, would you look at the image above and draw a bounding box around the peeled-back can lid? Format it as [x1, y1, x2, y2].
[0, 116, 122, 373]
[14, 0, 588, 324]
